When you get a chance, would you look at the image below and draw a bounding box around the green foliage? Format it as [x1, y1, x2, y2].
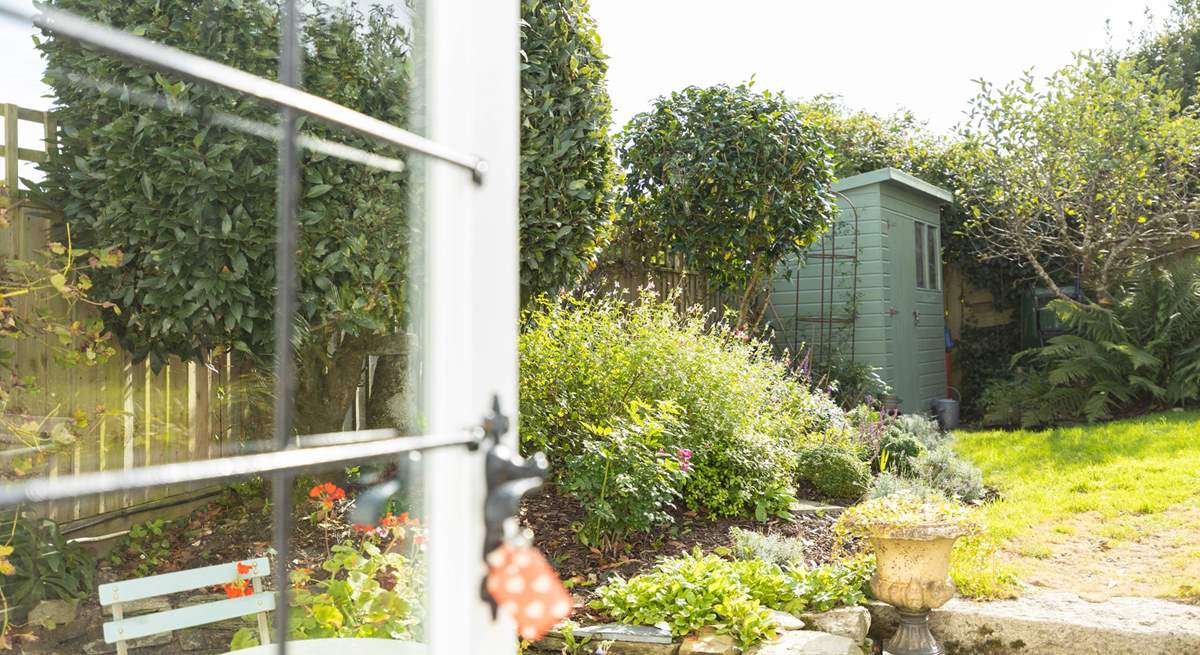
[954, 323, 1022, 421]
[910, 446, 986, 503]
[232, 539, 422, 648]
[796, 97, 942, 180]
[591, 550, 871, 648]
[288, 540, 421, 640]
[520, 292, 844, 518]
[835, 494, 977, 541]
[36, 0, 412, 369]
[961, 53, 1200, 300]
[1131, 0, 1200, 109]
[996, 258, 1200, 425]
[866, 472, 944, 501]
[559, 400, 689, 546]
[0, 512, 95, 622]
[794, 444, 870, 501]
[519, 0, 617, 302]
[618, 83, 836, 324]
[111, 518, 172, 577]
[891, 414, 946, 450]
[805, 349, 890, 410]
[728, 527, 808, 569]
[979, 369, 1080, 428]
[876, 430, 926, 475]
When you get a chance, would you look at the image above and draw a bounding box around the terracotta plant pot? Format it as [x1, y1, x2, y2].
[869, 524, 965, 655]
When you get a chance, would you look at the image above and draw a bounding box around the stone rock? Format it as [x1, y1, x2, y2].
[866, 591, 1200, 654]
[769, 610, 805, 631]
[746, 630, 863, 655]
[180, 626, 241, 652]
[798, 606, 870, 643]
[679, 627, 736, 655]
[28, 600, 78, 629]
[532, 623, 677, 655]
[791, 499, 844, 517]
[82, 632, 173, 654]
[101, 596, 172, 617]
[569, 623, 674, 644]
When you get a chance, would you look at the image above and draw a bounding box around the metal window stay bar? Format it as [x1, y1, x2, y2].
[0, 2, 487, 182]
[0, 428, 482, 508]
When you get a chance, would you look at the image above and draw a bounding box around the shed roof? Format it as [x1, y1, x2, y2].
[831, 167, 953, 204]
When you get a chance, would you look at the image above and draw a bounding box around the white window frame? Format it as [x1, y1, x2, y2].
[422, 0, 520, 653]
[0, 1, 522, 653]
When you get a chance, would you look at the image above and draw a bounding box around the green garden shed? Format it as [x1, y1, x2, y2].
[768, 168, 953, 414]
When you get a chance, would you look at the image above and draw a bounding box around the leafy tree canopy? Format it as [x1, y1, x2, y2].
[960, 53, 1200, 303]
[520, 0, 617, 303]
[618, 82, 836, 326]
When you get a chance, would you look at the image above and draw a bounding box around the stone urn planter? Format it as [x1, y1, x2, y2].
[835, 495, 976, 655]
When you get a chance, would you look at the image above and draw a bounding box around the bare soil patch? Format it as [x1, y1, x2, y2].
[1010, 503, 1200, 602]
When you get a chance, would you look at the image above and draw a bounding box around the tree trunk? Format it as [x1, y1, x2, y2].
[365, 334, 417, 432]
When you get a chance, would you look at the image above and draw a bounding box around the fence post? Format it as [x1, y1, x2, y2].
[3, 103, 18, 192]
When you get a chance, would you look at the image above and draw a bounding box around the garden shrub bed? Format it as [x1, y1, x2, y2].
[520, 487, 843, 587]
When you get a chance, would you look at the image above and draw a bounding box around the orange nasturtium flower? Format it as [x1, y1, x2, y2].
[308, 482, 346, 509]
[223, 579, 252, 598]
[221, 561, 255, 598]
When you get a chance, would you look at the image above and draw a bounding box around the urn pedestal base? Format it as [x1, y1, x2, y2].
[884, 609, 944, 655]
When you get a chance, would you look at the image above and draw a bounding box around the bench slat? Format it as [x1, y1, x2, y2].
[103, 592, 275, 643]
[98, 557, 270, 605]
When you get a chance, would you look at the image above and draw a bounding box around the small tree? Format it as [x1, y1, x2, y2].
[519, 0, 617, 303]
[961, 53, 1200, 304]
[618, 83, 836, 327]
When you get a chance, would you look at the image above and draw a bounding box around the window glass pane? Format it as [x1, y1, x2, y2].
[1, 1, 435, 650]
[914, 222, 926, 289]
[927, 223, 939, 290]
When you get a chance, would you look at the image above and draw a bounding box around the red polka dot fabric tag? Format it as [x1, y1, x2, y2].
[485, 544, 572, 641]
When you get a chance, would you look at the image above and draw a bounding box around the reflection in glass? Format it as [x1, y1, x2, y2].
[1, 0, 430, 650]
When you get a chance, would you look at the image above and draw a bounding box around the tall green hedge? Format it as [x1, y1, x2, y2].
[36, 0, 411, 373]
[520, 0, 617, 303]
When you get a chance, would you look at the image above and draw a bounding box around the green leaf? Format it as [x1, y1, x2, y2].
[305, 184, 333, 198]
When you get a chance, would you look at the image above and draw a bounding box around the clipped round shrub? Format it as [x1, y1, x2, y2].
[911, 446, 986, 502]
[795, 444, 870, 500]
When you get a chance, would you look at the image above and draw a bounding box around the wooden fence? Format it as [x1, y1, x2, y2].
[584, 247, 764, 324]
[2, 104, 257, 530]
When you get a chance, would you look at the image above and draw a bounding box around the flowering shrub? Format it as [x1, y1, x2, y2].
[558, 400, 690, 546]
[229, 510, 425, 650]
[520, 292, 844, 520]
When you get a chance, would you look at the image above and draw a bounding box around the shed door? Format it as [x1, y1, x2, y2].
[890, 217, 919, 412]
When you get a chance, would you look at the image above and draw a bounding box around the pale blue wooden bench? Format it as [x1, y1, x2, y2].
[98, 557, 274, 655]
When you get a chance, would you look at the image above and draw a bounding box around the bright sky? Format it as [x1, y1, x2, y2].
[0, 0, 1180, 139]
[591, 0, 1176, 134]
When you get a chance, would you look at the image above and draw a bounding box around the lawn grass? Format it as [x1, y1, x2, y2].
[949, 410, 1200, 600]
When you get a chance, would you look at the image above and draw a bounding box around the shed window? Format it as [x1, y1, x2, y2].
[914, 221, 939, 290]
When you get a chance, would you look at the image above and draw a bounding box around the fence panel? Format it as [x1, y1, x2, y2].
[2, 105, 243, 529]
